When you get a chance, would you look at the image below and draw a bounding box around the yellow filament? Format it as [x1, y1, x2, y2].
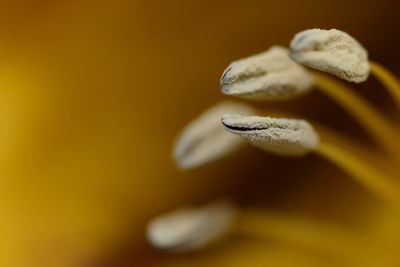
[237, 210, 397, 266]
[316, 141, 400, 206]
[314, 74, 400, 157]
[370, 61, 400, 106]
[315, 123, 398, 174]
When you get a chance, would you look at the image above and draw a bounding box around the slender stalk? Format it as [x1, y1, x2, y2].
[370, 61, 400, 106]
[316, 141, 400, 206]
[237, 210, 397, 266]
[314, 123, 398, 174]
[314, 74, 400, 158]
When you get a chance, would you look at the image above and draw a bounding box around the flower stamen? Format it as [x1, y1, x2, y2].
[222, 114, 400, 205]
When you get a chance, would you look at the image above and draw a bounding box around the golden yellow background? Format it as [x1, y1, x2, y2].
[0, 0, 398, 266]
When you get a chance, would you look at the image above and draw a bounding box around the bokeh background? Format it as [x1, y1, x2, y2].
[0, 0, 399, 266]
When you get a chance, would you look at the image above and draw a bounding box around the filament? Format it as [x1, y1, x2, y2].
[370, 61, 400, 107]
[316, 141, 400, 206]
[314, 73, 400, 158]
[237, 210, 396, 265]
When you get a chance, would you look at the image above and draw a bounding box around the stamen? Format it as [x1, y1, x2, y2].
[369, 61, 400, 106]
[221, 114, 319, 157]
[146, 201, 236, 252]
[173, 101, 255, 169]
[222, 114, 400, 205]
[290, 28, 400, 111]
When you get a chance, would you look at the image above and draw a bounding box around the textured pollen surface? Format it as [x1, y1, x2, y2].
[220, 46, 314, 100]
[221, 114, 319, 156]
[173, 101, 255, 169]
[147, 201, 236, 252]
[289, 29, 370, 83]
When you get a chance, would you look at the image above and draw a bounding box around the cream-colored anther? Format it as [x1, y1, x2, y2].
[222, 114, 319, 156]
[173, 101, 255, 169]
[147, 201, 236, 251]
[221, 46, 314, 100]
[290, 29, 369, 83]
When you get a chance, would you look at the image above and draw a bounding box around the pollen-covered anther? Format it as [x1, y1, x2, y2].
[220, 46, 314, 100]
[221, 114, 319, 156]
[173, 101, 255, 169]
[146, 201, 236, 252]
[289, 28, 370, 83]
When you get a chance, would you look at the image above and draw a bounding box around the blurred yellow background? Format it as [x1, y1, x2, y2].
[0, 0, 399, 266]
